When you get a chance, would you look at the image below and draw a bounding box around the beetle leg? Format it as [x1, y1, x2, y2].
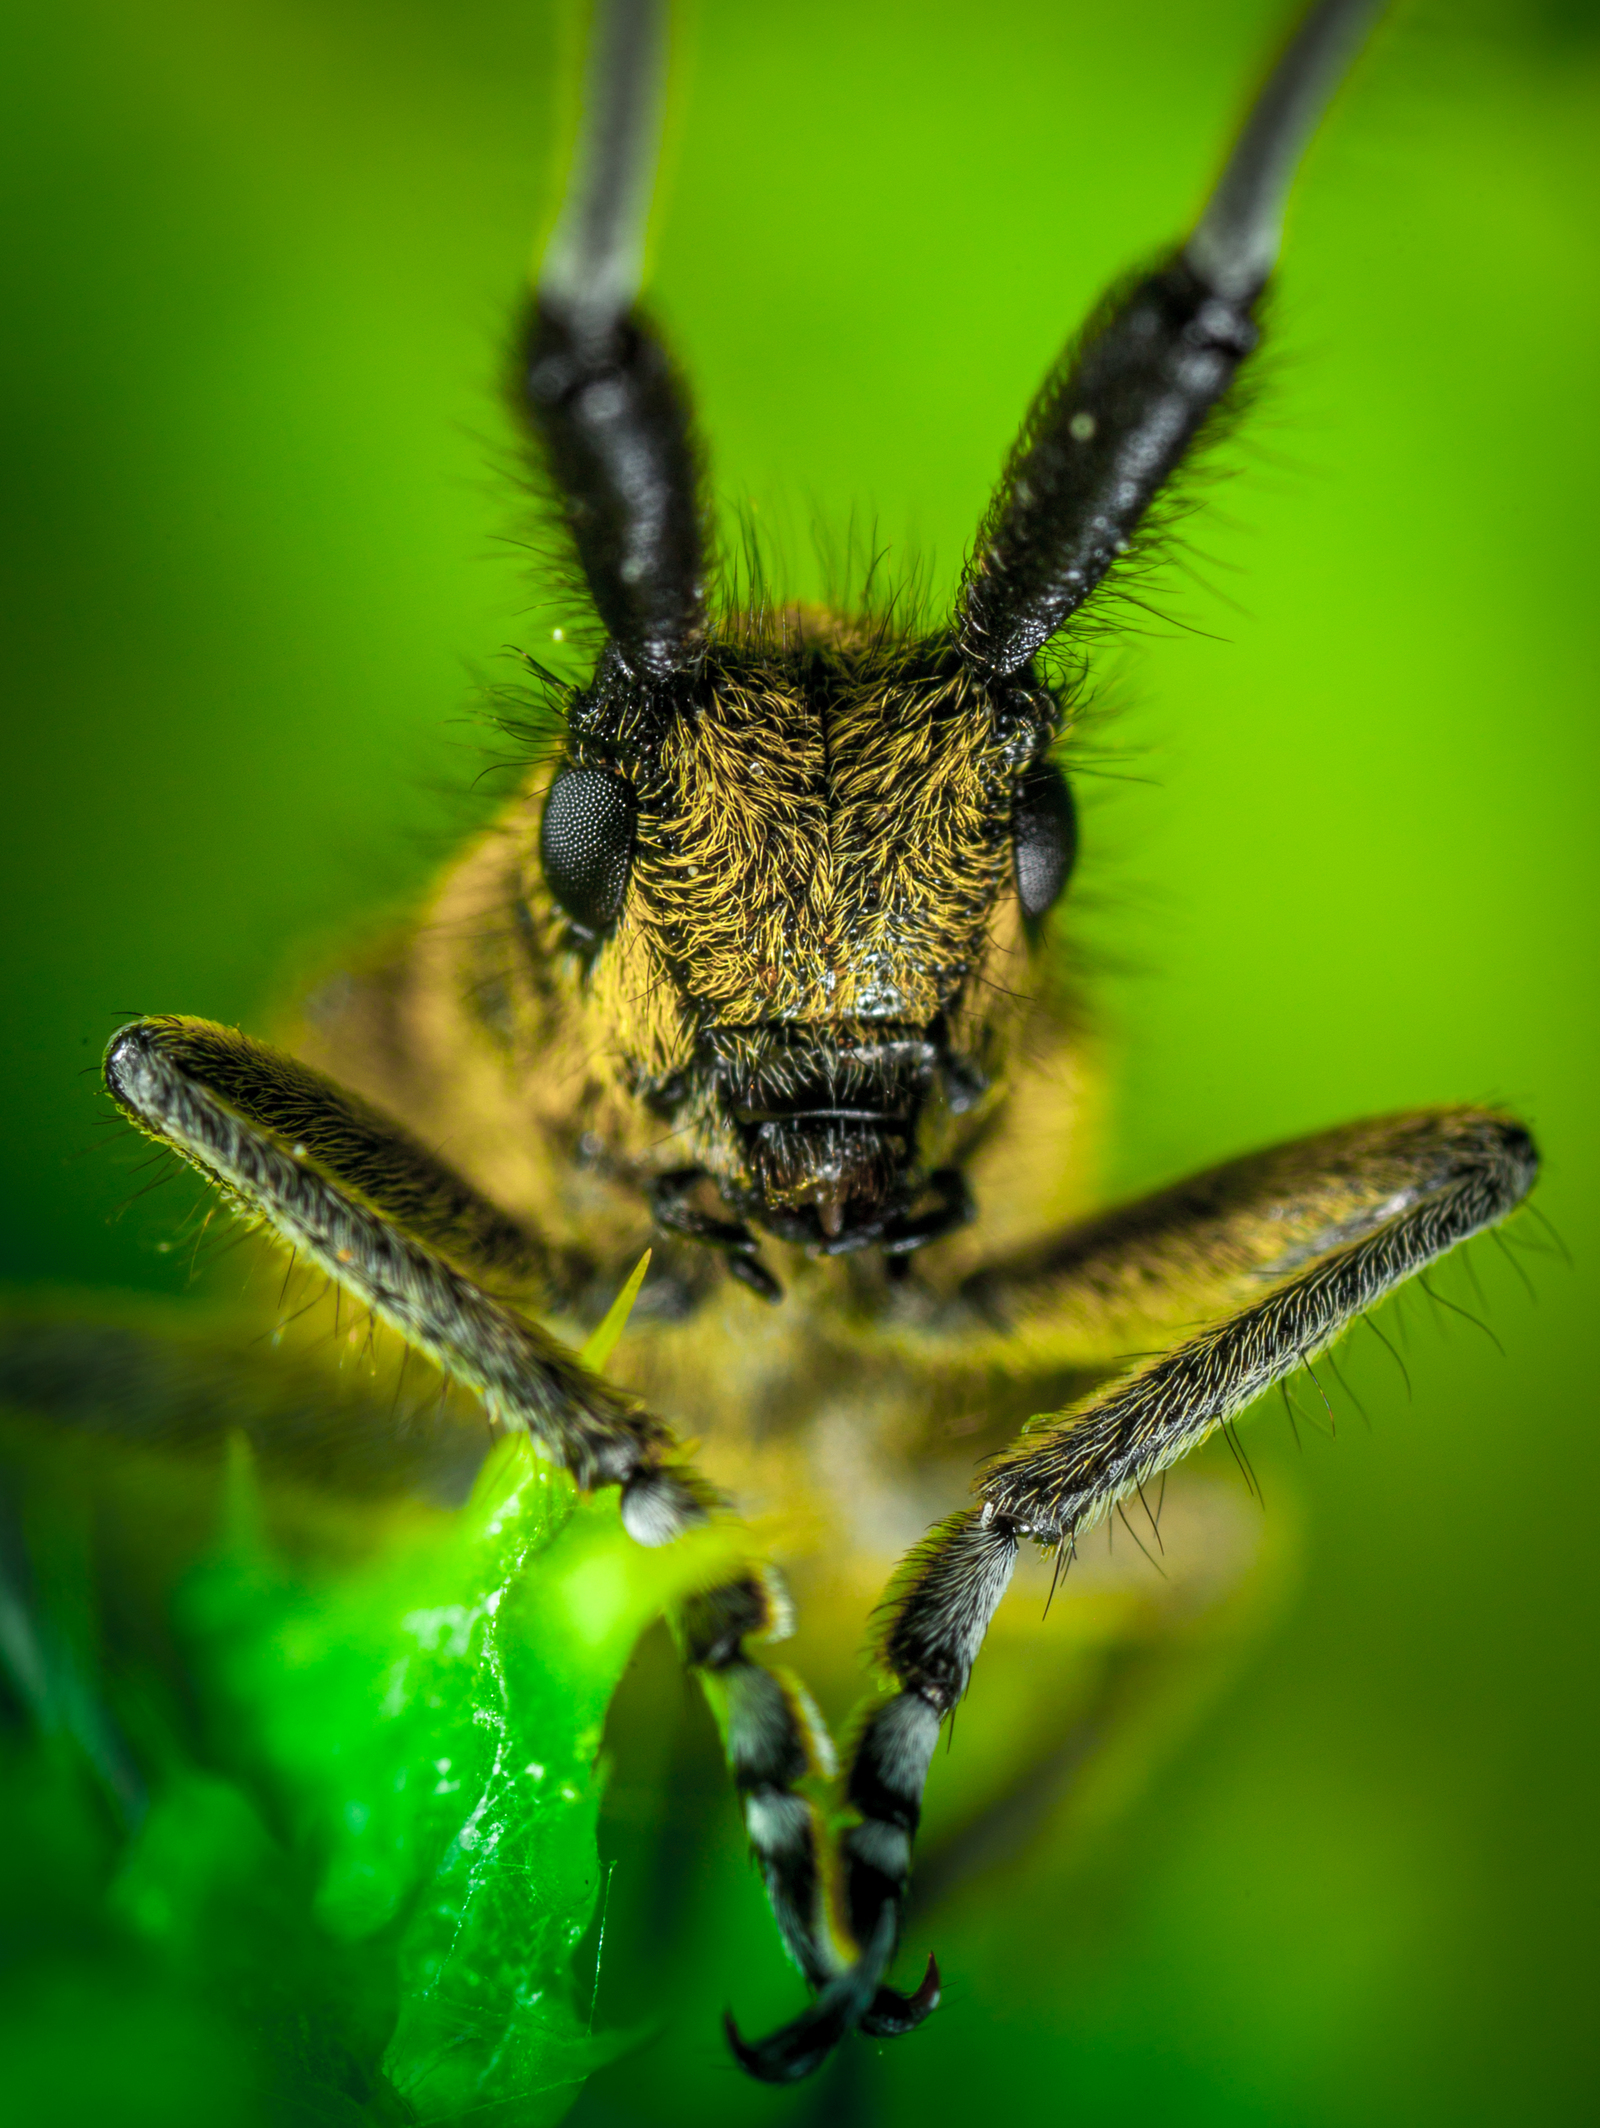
[675, 1572, 848, 1986]
[103, 1015, 696, 1523]
[649, 1167, 782, 1302]
[103, 1013, 846, 2011]
[734, 1105, 1537, 2077]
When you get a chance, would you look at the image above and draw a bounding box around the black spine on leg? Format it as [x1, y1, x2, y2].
[958, 254, 1259, 678]
[518, 299, 705, 679]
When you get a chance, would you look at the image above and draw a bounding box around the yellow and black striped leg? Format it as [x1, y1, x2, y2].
[736, 1107, 1537, 2080]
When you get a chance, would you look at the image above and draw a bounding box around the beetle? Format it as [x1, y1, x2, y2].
[17, 0, 1544, 2094]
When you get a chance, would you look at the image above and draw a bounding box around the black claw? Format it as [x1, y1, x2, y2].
[726, 1249, 782, 1303]
[859, 1954, 941, 2039]
[724, 1904, 895, 2083]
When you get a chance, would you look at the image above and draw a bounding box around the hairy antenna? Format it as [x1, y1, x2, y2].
[517, 0, 706, 681]
[955, 0, 1386, 678]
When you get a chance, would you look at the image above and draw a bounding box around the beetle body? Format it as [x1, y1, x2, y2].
[80, 0, 1542, 2089]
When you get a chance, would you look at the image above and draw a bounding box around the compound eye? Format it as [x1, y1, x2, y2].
[540, 764, 636, 936]
[1013, 756, 1078, 922]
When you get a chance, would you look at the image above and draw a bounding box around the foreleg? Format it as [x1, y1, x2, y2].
[103, 1016, 845, 1992]
[104, 1016, 691, 1518]
[734, 1106, 1537, 2079]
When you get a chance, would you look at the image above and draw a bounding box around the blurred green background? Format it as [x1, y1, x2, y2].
[2, 0, 1597, 2121]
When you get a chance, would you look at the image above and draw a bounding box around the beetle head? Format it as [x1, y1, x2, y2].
[530, 612, 1076, 1257]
